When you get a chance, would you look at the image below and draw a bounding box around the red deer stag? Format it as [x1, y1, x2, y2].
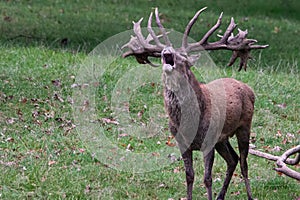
[122, 7, 268, 200]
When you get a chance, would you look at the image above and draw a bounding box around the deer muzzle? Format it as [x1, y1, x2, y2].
[162, 47, 175, 73]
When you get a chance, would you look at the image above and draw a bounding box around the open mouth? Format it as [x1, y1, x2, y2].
[163, 53, 174, 66]
[162, 47, 175, 73]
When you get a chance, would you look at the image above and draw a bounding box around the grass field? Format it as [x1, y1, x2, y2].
[0, 1, 299, 199]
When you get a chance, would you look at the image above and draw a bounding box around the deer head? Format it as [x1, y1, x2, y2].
[122, 7, 268, 71]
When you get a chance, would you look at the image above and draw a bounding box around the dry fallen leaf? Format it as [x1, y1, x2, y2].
[271, 146, 282, 152]
[20, 97, 28, 104]
[4, 16, 12, 22]
[250, 132, 257, 143]
[6, 137, 14, 142]
[286, 132, 295, 143]
[214, 177, 221, 182]
[70, 83, 80, 88]
[276, 171, 283, 176]
[137, 110, 144, 119]
[273, 26, 280, 34]
[44, 110, 55, 121]
[51, 79, 62, 87]
[101, 118, 119, 125]
[250, 132, 256, 138]
[281, 138, 287, 145]
[0, 160, 16, 167]
[48, 160, 56, 166]
[276, 130, 282, 138]
[166, 135, 176, 147]
[126, 144, 133, 151]
[67, 96, 74, 104]
[173, 167, 180, 173]
[152, 152, 160, 157]
[276, 103, 286, 109]
[53, 93, 64, 102]
[34, 119, 42, 126]
[262, 145, 271, 152]
[78, 148, 85, 153]
[168, 153, 178, 163]
[6, 118, 16, 124]
[118, 133, 129, 138]
[93, 82, 100, 87]
[17, 109, 24, 121]
[80, 100, 89, 112]
[32, 110, 40, 118]
[231, 190, 240, 196]
[166, 140, 176, 147]
[158, 183, 166, 188]
[41, 176, 47, 182]
[84, 184, 91, 194]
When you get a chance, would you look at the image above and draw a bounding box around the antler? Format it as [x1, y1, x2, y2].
[122, 8, 170, 67]
[181, 8, 268, 71]
[122, 7, 269, 71]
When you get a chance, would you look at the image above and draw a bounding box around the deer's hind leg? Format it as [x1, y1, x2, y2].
[236, 127, 253, 200]
[215, 140, 239, 200]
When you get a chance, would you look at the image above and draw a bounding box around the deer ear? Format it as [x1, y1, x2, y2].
[187, 53, 201, 67]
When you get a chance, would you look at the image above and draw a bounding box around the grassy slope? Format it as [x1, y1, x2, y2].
[0, 1, 299, 199]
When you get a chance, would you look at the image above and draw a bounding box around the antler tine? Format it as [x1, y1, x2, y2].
[186, 11, 223, 52]
[133, 17, 157, 50]
[182, 7, 207, 49]
[200, 12, 223, 45]
[248, 44, 269, 49]
[147, 11, 165, 48]
[220, 17, 237, 43]
[121, 13, 165, 66]
[155, 8, 171, 46]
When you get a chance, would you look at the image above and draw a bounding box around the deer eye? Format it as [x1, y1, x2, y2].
[163, 53, 174, 66]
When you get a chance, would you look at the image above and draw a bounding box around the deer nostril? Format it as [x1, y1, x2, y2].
[163, 53, 174, 66]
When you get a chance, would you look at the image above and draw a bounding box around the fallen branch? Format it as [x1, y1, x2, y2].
[249, 148, 300, 165]
[249, 145, 300, 181]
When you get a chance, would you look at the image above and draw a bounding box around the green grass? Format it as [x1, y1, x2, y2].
[1, 1, 300, 200]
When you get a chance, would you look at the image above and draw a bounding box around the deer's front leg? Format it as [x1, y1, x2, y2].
[204, 148, 215, 200]
[182, 149, 194, 200]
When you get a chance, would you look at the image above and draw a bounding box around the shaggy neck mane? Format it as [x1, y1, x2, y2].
[163, 64, 209, 149]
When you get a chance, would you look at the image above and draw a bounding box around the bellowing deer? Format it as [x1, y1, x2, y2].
[122, 7, 268, 200]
